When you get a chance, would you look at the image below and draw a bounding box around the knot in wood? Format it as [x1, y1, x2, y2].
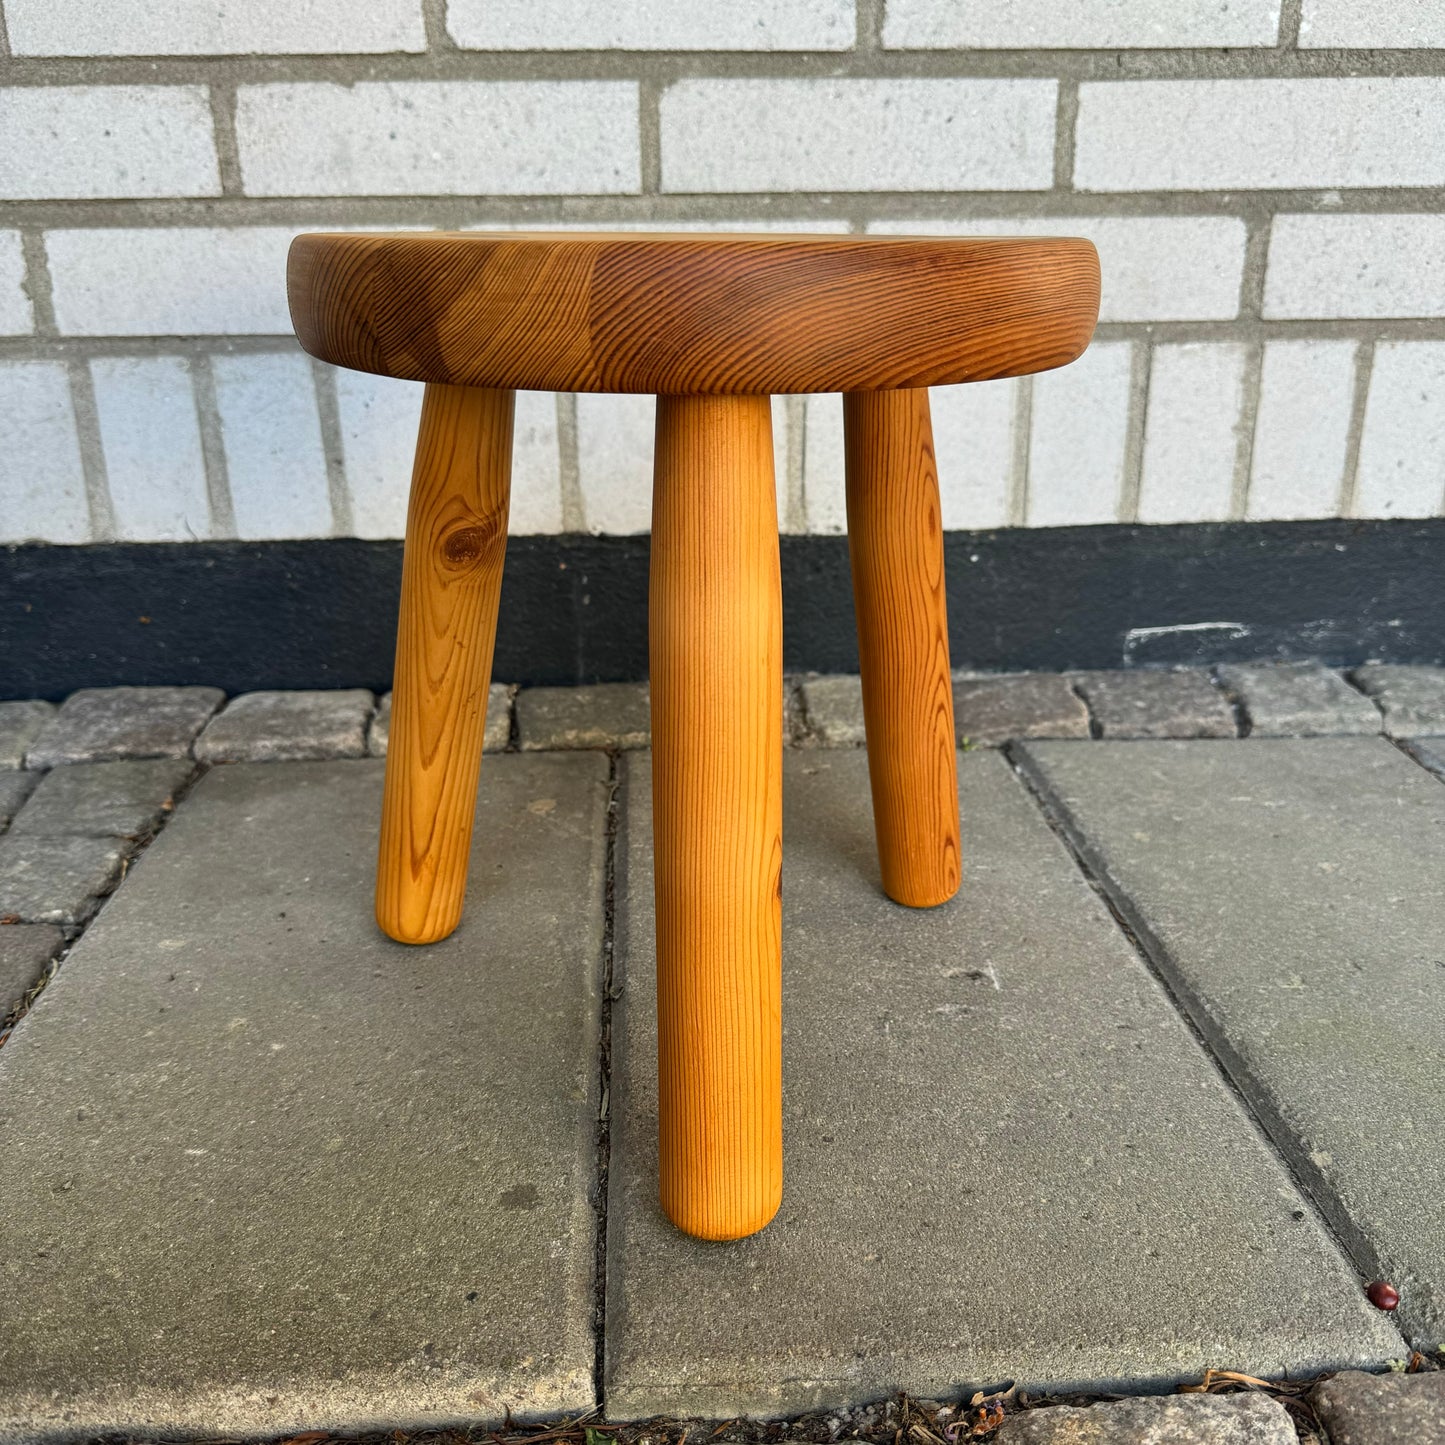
[441, 518, 502, 571]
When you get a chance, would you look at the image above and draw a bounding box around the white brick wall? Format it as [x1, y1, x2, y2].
[1137, 344, 1247, 525]
[931, 381, 1018, 530]
[0, 86, 219, 200]
[0, 363, 91, 544]
[5, 0, 426, 55]
[869, 216, 1245, 322]
[448, 0, 853, 50]
[1247, 341, 1358, 521]
[1354, 343, 1445, 520]
[1300, 0, 1445, 47]
[0, 233, 33, 336]
[91, 357, 211, 541]
[1264, 214, 1445, 320]
[885, 0, 1280, 48]
[1075, 79, 1445, 191]
[235, 83, 641, 197]
[660, 80, 1057, 192]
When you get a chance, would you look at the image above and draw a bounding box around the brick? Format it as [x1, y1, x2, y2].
[1354, 342, 1445, 520]
[1216, 662, 1381, 736]
[931, 380, 1018, 529]
[1313, 1370, 1445, 1444]
[870, 216, 1246, 323]
[47, 227, 296, 337]
[954, 673, 1090, 745]
[449, 0, 852, 49]
[6, 0, 425, 54]
[0, 232, 33, 336]
[0, 772, 40, 831]
[0, 924, 64, 1020]
[885, 0, 1279, 48]
[335, 371, 422, 540]
[1072, 670, 1236, 739]
[0, 701, 56, 770]
[0, 362, 91, 545]
[236, 82, 640, 197]
[1246, 340, 1357, 522]
[0, 836, 128, 926]
[1026, 342, 1132, 527]
[509, 391, 566, 535]
[1138, 343, 1247, 524]
[370, 685, 511, 757]
[11, 759, 195, 840]
[1076, 79, 1445, 191]
[661, 79, 1056, 193]
[799, 674, 865, 745]
[1351, 664, 1445, 738]
[995, 1393, 1294, 1444]
[195, 691, 374, 764]
[1265, 214, 1445, 320]
[1412, 737, 1445, 777]
[212, 353, 333, 541]
[516, 683, 650, 751]
[27, 687, 224, 769]
[0, 86, 219, 200]
[1300, 0, 1445, 47]
[91, 357, 211, 543]
[801, 393, 846, 534]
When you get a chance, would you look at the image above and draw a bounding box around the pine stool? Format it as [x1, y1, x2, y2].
[288, 232, 1100, 1241]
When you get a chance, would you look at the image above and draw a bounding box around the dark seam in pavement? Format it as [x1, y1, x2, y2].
[0, 759, 210, 1046]
[1385, 732, 1445, 784]
[1002, 741, 1394, 1326]
[1209, 665, 1253, 739]
[592, 750, 621, 1409]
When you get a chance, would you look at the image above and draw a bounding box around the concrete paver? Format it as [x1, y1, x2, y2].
[518, 682, 650, 751]
[0, 772, 39, 830]
[195, 689, 374, 762]
[0, 701, 54, 769]
[954, 673, 1090, 744]
[27, 687, 224, 769]
[1216, 661, 1381, 736]
[1409, 736, 1445, 777]
[995, 1392, 1294, 1443]
[371, 685, 512, 757]
[0, 754, 608, 1441]
[1071, 670, 1236, 739]
[604, 750, 1401, 1420]
[1017, 737, 1445, 1346]
[799, 674, 866, 745]
[1351, 665, 1445, 738]
[9, 758, 195, 838]
[0, 835, 128, 925]
[0, 924, 64, 1017]
[1312, 1369, 1445, 1444]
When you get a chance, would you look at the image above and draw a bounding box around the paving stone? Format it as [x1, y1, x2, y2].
[1071, 669, 1236, 738]
[995, 1392, 1294, 1444]
[194, 688, 373, 763]
[1217, 661, 1382, 736]
[0, 772, 39, 831]
[26, 686, 224, 768]
[0, 754, 606, 1439]
[0, 835, 128, 926]
[605, 749, 1401, 1419]
[9, 758, 194, 839]
[0, 924, 64, 1018]
[1409, 737, 1445, 776]
[0, 700, 54, 769]
[370, 685, 513, 757]
[1311, 1368, 1445, 1444]
[799, 673, 865, 745]
[954, 672, 1090, 745]
[1017, 738, 1445, 1346]
[1351, 664, 1445, 738]
[517, 682, 649, 751]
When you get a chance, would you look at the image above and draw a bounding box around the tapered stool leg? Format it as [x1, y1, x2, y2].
[651, 393, 783, 1241]
[844, 388, 960, 908]
[376, 383, 514, 945]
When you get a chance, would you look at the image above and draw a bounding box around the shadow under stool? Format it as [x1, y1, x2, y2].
[287, 230, 1100, 1242]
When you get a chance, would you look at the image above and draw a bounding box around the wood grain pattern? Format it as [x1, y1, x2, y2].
[289, 231, 1099, 396]
[844, 389, 961, 909]
[650, 393, 783, 1241]
[376, 383, 513, 946]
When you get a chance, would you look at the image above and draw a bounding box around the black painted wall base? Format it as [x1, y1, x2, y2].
[2, 520, 1440, 700]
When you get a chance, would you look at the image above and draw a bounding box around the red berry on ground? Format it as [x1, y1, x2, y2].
[1367, 1280, 1400, 1310]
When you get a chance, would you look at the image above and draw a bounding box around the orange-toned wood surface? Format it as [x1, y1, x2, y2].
[376, 383, 513, 946]
[844, 389, 961, 909]
[650, 393, 784, 1241]
[288, 231, 1099, 396]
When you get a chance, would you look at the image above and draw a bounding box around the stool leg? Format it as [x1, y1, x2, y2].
[376, 383, 513, 945]
[843, 388, 960, 909]
[651, 393, 783, 1241]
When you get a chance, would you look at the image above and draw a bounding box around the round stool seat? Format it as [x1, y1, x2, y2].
[288, 230, 1099, 396]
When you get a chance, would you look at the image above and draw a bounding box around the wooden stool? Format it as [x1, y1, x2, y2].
[288, 232, 1100, 1241]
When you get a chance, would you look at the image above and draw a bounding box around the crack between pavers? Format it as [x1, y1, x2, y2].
[592, 750, 621, 1410]
[1002, 741, 1408, 1343]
